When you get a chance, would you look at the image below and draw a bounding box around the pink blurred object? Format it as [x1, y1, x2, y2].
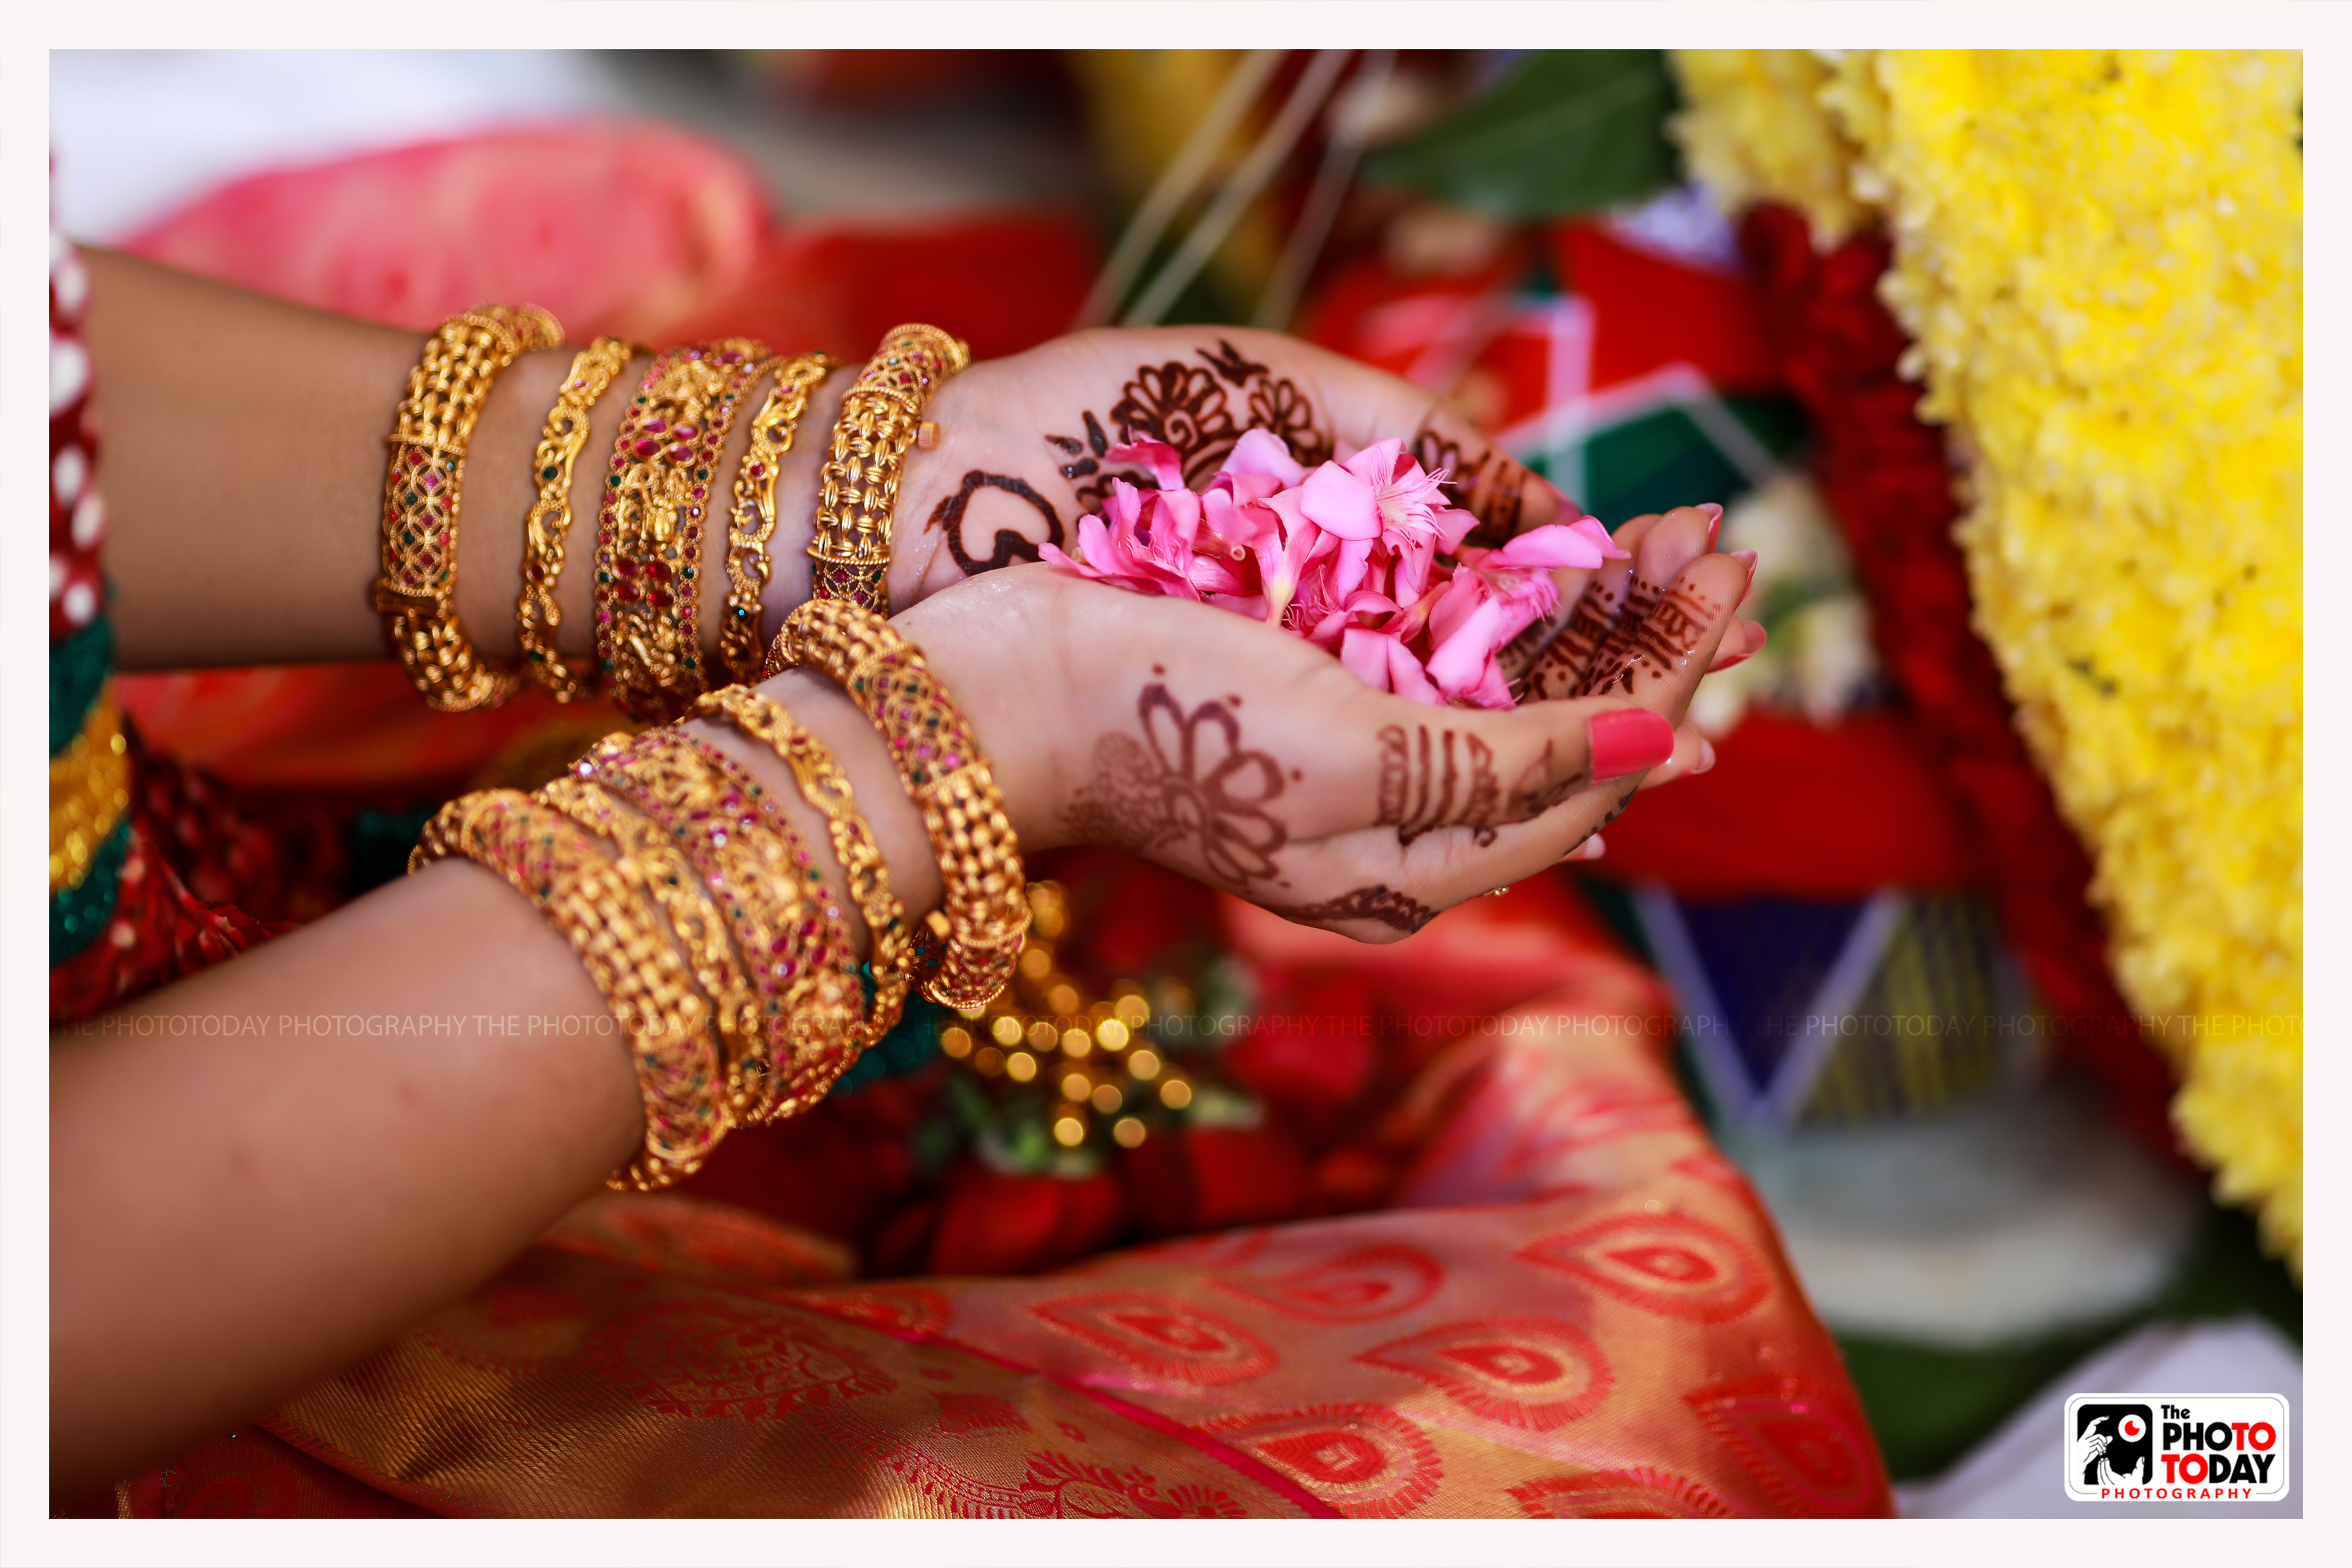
[122, 122, 770, 340]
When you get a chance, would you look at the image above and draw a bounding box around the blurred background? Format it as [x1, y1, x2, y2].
[52, 48, 2298, 1516]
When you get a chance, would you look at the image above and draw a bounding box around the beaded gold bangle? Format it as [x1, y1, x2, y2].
[721, 352, 832, 686]
[580, 728, 864, 1122]
[410, 788, 728, 1190]
[375, 304, 564, 713]
[693, 685, 912, 1051]
[808, 324, 970, 614]
[767, 598, 1027, 1009]
[593, 339, 768, 725]
[517, 336, 640, 702]
[536, 774, 765, 1123]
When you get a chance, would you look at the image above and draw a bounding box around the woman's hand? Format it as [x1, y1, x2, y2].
[888, 326, 1561, 600]
[876, 326, 1759, 781]
[892, 512, 1744, 943]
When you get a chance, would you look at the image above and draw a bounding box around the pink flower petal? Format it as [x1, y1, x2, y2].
[1340, 626, 1394, 690]
[1107, 438, 1186, 492]
[1386, 638, 1445, 705]
[1569, 514, 1627, 559]
[1224, 427, 1306, 485]
[1484, 520, 1609, 571]
[1296, 461, 1384, 540]
[1426, 594, 1510, 695]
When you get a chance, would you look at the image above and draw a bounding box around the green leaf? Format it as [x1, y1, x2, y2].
[1362, 50, 1682, 220]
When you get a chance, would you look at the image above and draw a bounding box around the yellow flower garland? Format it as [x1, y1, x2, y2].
[1672, 50, 2305, 1271]
[1668, 50, 1867, 245]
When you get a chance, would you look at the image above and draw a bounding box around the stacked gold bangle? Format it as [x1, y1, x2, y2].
[412, 789, 728, 1190]
[593, 339, 770, 724]
[766, 598, 1028, 1009]
[388, 316, 1017, 1176]
[808, 324, 968, 615]
[374, 304, 564, 713]
[721, 353, 832, 686]
[694, 685, 913, 1052]
[516, 336, 641, 702]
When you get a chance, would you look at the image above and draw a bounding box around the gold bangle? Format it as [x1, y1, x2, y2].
[721, 353, 832, 687]
[536, 774, 766, 1127]
[692, 685, 911, 1051]
[580, 728, 864, 1122]
[808, 324, 969, 615]
[593, 339, 768, 725]
[767, 598, 1027, 1009]
[517, 336, 640, 702]
[375, 304, 563, 713]
[410, 788, 728, 1190]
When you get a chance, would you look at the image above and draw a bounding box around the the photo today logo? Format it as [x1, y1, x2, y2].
[2065, 1393, 2290, 1502]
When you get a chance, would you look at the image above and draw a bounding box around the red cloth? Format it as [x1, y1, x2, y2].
[1737, 203, 2174, 1148]
[1595, 709, 1979, 899]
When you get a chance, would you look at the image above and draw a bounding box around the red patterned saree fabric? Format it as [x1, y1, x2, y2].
[216, 984, 1888, 1518]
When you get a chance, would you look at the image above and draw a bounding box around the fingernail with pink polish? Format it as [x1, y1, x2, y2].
[1590, 708, 1675, 782]
[1699, 502, 1724, 551]
[1728, 549, 1758, 596]
[1571, 833, 1607, 861]
[1694, 736, 1718, 774]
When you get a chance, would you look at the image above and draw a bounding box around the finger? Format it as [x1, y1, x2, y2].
[1707, 618, 1768, 674]
[1573, 506, 1718, 698]
[1372, 547, 1748, 905]
[1637, 722, 1714, 790]
[1518, 510, 1669, 700]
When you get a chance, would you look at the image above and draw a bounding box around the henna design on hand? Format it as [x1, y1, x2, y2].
[1377, 723, 1503, 847]
[1112, 361, 1235, 487]
[1511, 739, 1589, 820]
[1522, 569, 1632, 702]
[1264, 883, 1440, 935]
[1063, 344, 1335, 507]
[1579, 581, 1723, 697]
[1047, 413, 1150, 514]
[927, 470, 1066, 575]
[1062, 682, 1290, 887]
[1412, 427, 1526, 547]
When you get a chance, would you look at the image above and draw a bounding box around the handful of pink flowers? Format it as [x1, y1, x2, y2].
[1041, 430, 1625, 710]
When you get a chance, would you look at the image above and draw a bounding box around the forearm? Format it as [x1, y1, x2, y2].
[48, 661, 943, 1498]
[81, 249, 872, 672]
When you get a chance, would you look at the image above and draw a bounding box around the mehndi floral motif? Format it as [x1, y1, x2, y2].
[1063, 682, 1290, 889]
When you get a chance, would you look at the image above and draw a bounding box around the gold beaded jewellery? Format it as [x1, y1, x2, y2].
[595, 339, 768, 725]
[768, 598, 1028, 1009]
[694, 685, 913, 1052]
[517, 336, 640, 702]
[721, 352, 832, 686]
[808, 324, 969, 614]
[410, 788, 728, 1190]
[581, 728, 865, 1123]
[375, 304, 564, 712]
[536, 774, 766, 1124]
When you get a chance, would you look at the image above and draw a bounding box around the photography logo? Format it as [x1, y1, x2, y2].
[2065, 1393, 2289, 1503]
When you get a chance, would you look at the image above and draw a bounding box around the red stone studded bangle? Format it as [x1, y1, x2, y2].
[593, 339, 768, 724]
[374, 304, 563, 712]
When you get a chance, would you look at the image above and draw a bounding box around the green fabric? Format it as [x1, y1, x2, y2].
[1362, 50, 1682, 220]
[50, 813, 130, 964]
[1540, 395, 1806, 527]
[50, 616, 112, 758]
